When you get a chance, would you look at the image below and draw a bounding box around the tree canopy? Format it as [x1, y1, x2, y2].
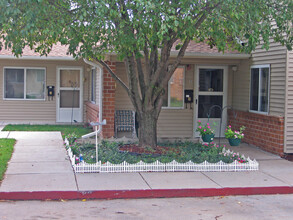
[0, 0, 292, 147]
[1, 1, 292, 58]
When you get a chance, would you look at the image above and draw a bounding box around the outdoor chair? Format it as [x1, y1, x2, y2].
[115, 110, 136, 138]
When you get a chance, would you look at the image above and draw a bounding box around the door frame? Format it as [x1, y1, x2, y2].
[193, 65, 228, 138]
[56, 66, 83, 123]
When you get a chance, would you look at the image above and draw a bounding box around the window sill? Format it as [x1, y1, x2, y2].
[249, 110, 269, 115]
[162, 107, 185, 110]
[3, 98, 46, 101]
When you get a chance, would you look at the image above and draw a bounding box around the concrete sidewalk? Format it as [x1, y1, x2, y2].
[1, 131, 293, 200]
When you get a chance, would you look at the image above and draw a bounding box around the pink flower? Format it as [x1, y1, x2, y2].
[229, 125, 231, 128]
[204, 129, 206, 132]
[234, 135, 237, 138]
[208, 126, 211, 129]
[199, 126, 202, 129]
[198, 120, 201, 123]
[207, 123, 209, 125]
[242, 134, 244, 136]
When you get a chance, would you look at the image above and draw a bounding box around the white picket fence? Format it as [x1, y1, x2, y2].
[65, 140, 259, 173]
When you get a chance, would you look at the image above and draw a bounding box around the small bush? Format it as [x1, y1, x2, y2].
[68, 141, 247, 164]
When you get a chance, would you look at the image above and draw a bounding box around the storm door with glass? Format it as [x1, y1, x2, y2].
[57, 68, 83, 122]
[195, 66, 228, 137]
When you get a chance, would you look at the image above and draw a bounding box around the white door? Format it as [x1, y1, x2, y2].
[57, 67, 83, 123]
[194, 66, 228, 137]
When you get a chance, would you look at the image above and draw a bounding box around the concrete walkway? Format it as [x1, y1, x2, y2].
[1, 131, 293, 200]
[0, 132, 76, 192]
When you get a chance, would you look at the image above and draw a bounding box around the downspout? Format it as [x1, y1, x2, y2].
[82, 59, 104, 139]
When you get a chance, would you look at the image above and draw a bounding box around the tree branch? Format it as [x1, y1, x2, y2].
[125, 55, 143, 111]
[135, 55, 146, 99]
[144, 41, 151, 83]
[150, 36, 177, 86]
[95, 59, 130, 94]
[164, 13, 208, 84]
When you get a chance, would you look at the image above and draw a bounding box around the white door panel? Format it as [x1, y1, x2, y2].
[57, 67, 83, 123]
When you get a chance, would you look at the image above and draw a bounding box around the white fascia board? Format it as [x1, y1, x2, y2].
[105, 51, 251, 60]
[0, 55, 75, 61]
[170, 51, 251, 59]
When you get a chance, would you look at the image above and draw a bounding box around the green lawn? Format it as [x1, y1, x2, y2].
[3, 124, 92, 138]
[0, 139, 16, 181]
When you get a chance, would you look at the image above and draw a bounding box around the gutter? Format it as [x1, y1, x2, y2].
[82, 59, 104, 139]
[170, 51, 251, 59]
[0, 55, 75, 61]
[102, 51, 250, 60]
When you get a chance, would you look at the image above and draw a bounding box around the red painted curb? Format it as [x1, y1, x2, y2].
[1, 187, 293, 201]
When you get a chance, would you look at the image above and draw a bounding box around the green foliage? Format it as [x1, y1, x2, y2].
[3, 124, 92, 139]
[196, 120, 216, 135]
[70, 141, 247, 164]
[65, 133, 78, 145]
[0, 0, 292, 60]
[0, 139, 16, 181]
[225, 125, 245, 139]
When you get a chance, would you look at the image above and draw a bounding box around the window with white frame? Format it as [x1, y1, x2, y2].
[91, 68, 96, 103]
[162, 66, 185, 108]
[250, 65, 270, 113]
[4, 67, 46, 100]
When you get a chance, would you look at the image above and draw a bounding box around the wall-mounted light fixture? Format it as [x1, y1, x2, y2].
[232, 66, 238, 72]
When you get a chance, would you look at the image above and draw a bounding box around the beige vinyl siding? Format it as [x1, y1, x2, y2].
[231, 59, 251, 111]
[0, 59, 90, 122]
[115, 62, 134, 110]
[251, 42, 287, 116]
[285, 50, 293, 153]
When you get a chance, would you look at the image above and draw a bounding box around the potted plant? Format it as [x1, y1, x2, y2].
[225, 125, 245, 146]
[196, 120, 215, 143]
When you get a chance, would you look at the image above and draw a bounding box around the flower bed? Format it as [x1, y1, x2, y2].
[65, 139, 259, 173]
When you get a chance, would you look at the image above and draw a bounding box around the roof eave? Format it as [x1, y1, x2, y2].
[0, 55, 75, 61]
[170, 51, 251, 59]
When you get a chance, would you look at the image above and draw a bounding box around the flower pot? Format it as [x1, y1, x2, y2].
[202, 134, 214, 143]
[228, 138, 241, 146]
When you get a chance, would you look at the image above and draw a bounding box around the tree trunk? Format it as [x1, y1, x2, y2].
[137, 110, 158, 148]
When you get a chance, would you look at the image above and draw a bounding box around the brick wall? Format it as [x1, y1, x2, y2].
[102, 61, 116, 138]
[85, 101, 99, 124]
[228, 110, 284, 156]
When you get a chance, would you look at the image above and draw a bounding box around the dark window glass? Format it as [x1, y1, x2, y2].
[198, 95, 223, 118]
[199, 69, 223, 92]
[60, 90, 80, 108]
[162, 67, 184, 107]
[26, 69, 45, 99]
[91, 69, 96, 102]
[5, 69, 24, 98]
[260, 68, 269, 112]
[250, 68, 259, 111]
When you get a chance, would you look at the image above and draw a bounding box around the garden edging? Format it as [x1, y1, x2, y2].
[65, 138, 259, 173]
